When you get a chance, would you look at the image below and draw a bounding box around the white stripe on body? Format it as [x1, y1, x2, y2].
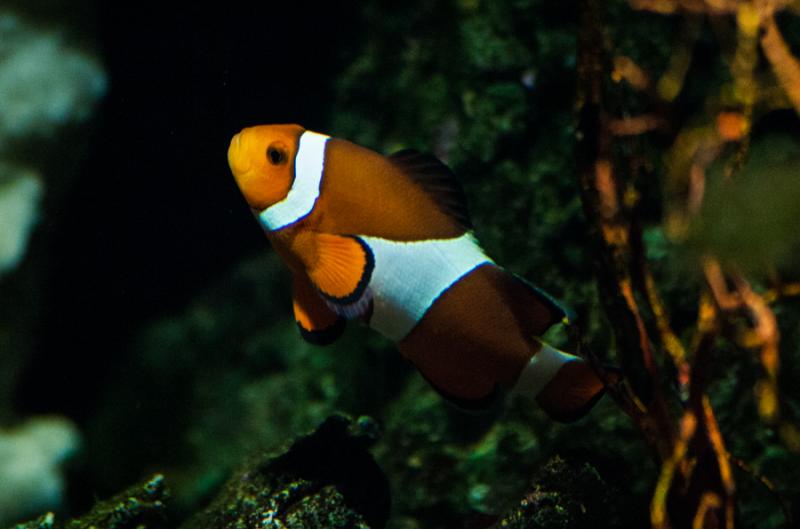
[508, 343, 578, 398]
[359, 233, 493, 342]
[259, 131, 329, 231]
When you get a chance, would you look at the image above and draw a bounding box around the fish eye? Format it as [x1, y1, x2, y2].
[267, 144, 287, 165]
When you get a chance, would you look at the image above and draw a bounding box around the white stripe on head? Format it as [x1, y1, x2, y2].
[259, 131, 329, 231]
[509, 343, 578, 398]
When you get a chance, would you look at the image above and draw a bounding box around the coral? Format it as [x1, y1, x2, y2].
[0, 416, 81, 525]
[0, 11, 106, 145]
[8, 474, 168, 529]
[0, 10, 106, 276]
[0, 163, 41, 275]
[182, 414, 390, 529]
[0, 9, 107, 418]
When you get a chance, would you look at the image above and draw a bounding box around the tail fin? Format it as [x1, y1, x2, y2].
[510, 343, 607, 422]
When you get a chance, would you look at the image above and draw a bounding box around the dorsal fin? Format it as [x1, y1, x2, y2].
[388, 149, 472, 230]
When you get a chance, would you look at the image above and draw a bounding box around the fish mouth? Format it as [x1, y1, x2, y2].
[227, 132, 252, 176]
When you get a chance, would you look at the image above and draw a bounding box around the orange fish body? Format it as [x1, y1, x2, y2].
[228, 124, 607, 421]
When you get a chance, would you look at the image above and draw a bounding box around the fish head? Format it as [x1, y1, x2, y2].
[228, 124, 304, 210]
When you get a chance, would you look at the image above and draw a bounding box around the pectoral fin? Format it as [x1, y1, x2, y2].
[305, 233, 374, 305]
[293, 273, 346, 346]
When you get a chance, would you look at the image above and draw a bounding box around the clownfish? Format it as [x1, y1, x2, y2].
[227, 124, 608, 422]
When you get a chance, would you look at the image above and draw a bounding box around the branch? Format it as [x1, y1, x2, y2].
[731, 456, 793, 526]
[577, 0, 676, 462]
[761, 13, 800, 115]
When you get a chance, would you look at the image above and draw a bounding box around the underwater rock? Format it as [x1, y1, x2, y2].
[492, 456, 612, 529]
[182, 414, 390, 529]
[0, 416, 80, 525]
[7, 474, 168, 529]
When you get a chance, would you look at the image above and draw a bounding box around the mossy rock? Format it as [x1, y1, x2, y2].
[494, 456, 613, 529]
[182, 414, 390, 529]
[9, 474, 168, 529]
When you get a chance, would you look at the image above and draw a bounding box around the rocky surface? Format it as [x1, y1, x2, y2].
[182, 414, 390, 529]
[8, 474, 167, 529]
[493, 456, 612, 529]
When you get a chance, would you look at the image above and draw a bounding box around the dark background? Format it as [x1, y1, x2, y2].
[4, 3, 800, 527]
[16, 2, 361, 419]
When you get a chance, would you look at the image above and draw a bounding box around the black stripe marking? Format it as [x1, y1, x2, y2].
[297, 316, 346, 346]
